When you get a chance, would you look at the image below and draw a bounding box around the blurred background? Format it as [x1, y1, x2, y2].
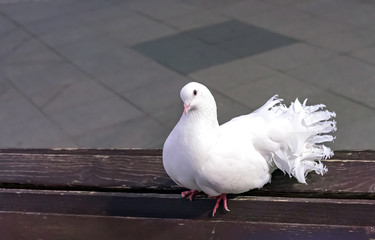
[0, 0, 374, 150]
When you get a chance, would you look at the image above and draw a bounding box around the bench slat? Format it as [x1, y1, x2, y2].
[0, 150, 374, 198]
[1, 212, 374, 240]
[0, 189, 373, 226]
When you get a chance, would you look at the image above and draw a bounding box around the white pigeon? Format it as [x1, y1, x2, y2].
[163, 82, 336, 216]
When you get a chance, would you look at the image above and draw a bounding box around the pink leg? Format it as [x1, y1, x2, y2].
[181, 190, 199, 202]
[212, 194, 230, 216]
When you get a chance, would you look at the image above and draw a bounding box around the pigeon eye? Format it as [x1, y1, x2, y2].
[193, 90, 197, 96]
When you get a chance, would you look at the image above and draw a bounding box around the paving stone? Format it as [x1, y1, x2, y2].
[249, 43, 335, 70]
[189, 57, 277, 89]
[240, 6, 312, 37]
[211, 89, 253, 124]
[47, 96, 143, 138]
[225, 73, 323, 109]
[49, 0, 115, 15]
[2, 63, 91, 108]
[335, 113, 375, 150]
[42, 79, 118, 113]
[128, 0, 199, 20]
[57, 36, 149, 76]
[26, 15, 102, 48]
[0, 96, 74, 148]
[268, 16, 346, 41]
[214, 0, 275, 18]
[75, 115, 168, 148]
[133, 32, 237, 74]
[0, 76, 19, 103]
[350, 45, 375, 66]
[121, 79, 189, 114]
[187, 20, 272, 44]
[332, 75, 375, 109]
[98, 61, 186, 94]
[92, 13, 176, 45]
[0, 2, 67, 25]
[306, 91, 375, 150]
[306, 26, 375, 53]
[288, 55, 375, 90]
[77, 5, 135, 23]
[134, 20, 297, 73]
[1, 37, 62, 65]
[0, 29, 32, 61]
[163, 10, 229, 31]
[0, 15, 16, 35]
[216, 32, 297, 58]
[149, 102, 183, 130]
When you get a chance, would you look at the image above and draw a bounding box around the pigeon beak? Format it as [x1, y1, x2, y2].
[183, 103, 191, 115]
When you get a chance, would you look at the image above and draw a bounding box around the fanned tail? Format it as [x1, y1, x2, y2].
[258, 96, 336, 184]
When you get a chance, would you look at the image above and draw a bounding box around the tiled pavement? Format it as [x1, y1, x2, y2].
[0, 0, 375, 150]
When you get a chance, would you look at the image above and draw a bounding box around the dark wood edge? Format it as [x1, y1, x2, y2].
[1, 212, 374, 240]
[0, 189, 373, 226]
[0, 149, 374, 160]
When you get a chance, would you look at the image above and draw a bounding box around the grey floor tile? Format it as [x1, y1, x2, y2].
[92, 13, 176, 45]
[163, 10, 229, 31]
[186, 20, 269, 44]
[306, 91, 375, 150]
[216, 32, 297, 58]
[306, 26, 375, 53]
[121, 79, 189, 114]
[42, 79, 118, 113]
[57, 36, 150, 76]
[47, 96, 143, 138]
[0, 96, 75, 148]
[133, 32, 237, 74]
[0, 29, 32, 61]
[0, 76, 19, 103]
[249, 43, 335, 70]
[288, 55, 375, 91]
[98, 61, 186, 94]
[211, 89, 253, 124]
[0, 2, 67, 25]
[49, 0, 115, 15]
[77, 5, 135, 24]
[214, 0, 275, 18]
[150, 102, 183, 130]
[350, 45, 375, 66]
[2, 63, 91, 108]
[335, 113, 375, 150]
[1, 37, 62, 65]
[128, 0, 199, 20]
[26, 15, 103, 48]
[189, 57, 277, 90]
[0, 15, 16, 35]
[225, 73, 323, 109]
[240, 6, 312, 36]
[134, 20, 297, 73]
[75, 115, 168, 148]
[332, 75, 375, 109]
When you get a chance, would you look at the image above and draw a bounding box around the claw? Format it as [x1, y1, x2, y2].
[181, 190, 199, 202]
[212, 194, 230, 216]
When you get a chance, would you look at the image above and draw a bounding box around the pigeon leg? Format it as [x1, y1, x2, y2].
[181, 190, 199, 201]
[212, 194, 230, 216]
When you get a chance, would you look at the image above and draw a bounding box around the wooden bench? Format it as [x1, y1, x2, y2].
[0, 149, 374, 239]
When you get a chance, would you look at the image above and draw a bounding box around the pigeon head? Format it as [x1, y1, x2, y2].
[180, 82, 217, 116]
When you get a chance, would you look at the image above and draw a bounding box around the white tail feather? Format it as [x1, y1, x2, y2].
[257, 96, 336, 184]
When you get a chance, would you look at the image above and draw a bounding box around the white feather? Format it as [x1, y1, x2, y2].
[163, 82, 336, 197]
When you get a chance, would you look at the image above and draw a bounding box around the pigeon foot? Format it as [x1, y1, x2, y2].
[212, 194, 230, 216]
[181, 190, 199, 202]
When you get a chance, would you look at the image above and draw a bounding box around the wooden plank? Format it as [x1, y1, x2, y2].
[0, 150, 373, 198]
[1, 212, 374, 240]
[0, 189, 373, 226]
